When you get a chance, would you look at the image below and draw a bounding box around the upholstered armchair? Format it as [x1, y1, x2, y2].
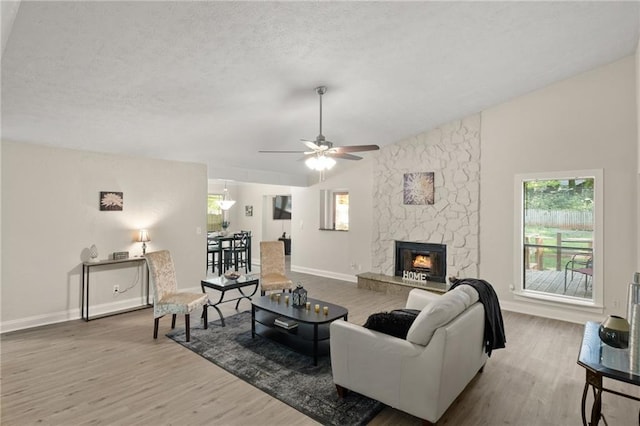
[259, 241, 293, 296]
[145, 250, 208, 342]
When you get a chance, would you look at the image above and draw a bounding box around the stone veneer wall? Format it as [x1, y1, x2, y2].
[372, 114, 481, 278]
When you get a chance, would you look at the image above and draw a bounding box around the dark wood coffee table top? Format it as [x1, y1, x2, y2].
[252, 295, 348, 324]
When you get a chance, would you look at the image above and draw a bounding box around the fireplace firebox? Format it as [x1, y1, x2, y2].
[394, 241, 446, 283]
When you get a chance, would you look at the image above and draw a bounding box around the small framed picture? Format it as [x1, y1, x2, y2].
[100, 191, 123, 211]
[403, 172, 434, 205]
[245, 205, 253, 217]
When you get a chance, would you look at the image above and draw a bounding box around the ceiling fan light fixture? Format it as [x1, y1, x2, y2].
[305, 155, 336, 171]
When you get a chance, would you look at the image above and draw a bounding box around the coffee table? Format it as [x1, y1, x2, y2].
[251, 295, 348, 365]
[201, 273, 260, 326]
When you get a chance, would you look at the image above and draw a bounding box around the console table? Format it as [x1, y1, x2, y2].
[278, 237, 291, 255]
[81, 257, 151, 321]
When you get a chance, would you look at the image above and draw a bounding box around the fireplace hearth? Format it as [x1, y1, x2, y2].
[394, 241, 446, 283]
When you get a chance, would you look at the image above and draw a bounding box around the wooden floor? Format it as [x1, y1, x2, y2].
[2, 265, 638, 425]
[525, 269, 593, 299]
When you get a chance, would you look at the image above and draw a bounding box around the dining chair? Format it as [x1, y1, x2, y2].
[145, 250, 209, 342]
[228, 232, 250, 273]
[259, 241, 293, 296]
[207, 238, 222, 274]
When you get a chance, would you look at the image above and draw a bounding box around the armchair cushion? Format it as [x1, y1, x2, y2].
[363, 309, 420, 339]
[406, 286, 474, 346]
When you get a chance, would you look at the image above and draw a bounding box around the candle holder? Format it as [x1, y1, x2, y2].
[323, 306, 329, 315]
[314, 304, 320, 313]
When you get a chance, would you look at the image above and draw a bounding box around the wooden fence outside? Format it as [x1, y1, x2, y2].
[525, 209, 593, 231]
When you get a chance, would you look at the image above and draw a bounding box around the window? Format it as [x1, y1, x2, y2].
[320, 189, 349, 231]
[515, 170, 603, 306]
[207, 194, 224, 232]
[334, 192, 349, 231]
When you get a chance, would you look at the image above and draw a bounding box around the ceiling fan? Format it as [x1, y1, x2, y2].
[259, 86, 380, 170]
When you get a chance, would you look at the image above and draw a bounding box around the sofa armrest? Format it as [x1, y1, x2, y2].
[405, 288, 442, 310]
[330, 319, 427, 406]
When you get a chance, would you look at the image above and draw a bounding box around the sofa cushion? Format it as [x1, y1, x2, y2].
[406, 287, 469, 346]
[363, 309, 421, 339]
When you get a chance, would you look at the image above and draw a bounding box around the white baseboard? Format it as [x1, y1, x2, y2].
[499, 300, 601, 324]
[1, 297, 150, 334]
[290, 265, 357, 283]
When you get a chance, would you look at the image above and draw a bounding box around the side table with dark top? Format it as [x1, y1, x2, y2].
[201, 273, 260, 326]
[278, 237, 291, 255]
[251, 295, 348, 365]
[577, 321, 640, 425]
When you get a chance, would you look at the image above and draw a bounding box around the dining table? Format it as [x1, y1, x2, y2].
[208, 233, 252, 275]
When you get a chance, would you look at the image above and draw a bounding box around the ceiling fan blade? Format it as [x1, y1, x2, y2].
[326, 152, 363, 160]
[330, 144, 380, 153]
[301, 139, 322, 151]
[259, 150, 306, 153]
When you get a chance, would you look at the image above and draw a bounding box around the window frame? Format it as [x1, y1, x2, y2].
[513, 169, 604, 310]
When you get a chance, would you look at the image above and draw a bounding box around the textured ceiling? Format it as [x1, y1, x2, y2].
[2, 1, 639, 186]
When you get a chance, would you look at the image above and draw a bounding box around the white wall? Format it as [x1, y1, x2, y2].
[1, 142, 207, 332]
[290, 159, 374, 282]
[481, 56, 637, 323]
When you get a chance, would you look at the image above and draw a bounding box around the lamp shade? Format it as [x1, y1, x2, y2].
[138, 229, 150, 243]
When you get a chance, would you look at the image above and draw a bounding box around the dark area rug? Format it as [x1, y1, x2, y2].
[167, 311, 384, 426]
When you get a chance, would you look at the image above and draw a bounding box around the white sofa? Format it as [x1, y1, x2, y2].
[330, 287, 488, 425]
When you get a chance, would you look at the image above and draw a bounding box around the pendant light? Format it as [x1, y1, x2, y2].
[218, 181, 236, 211]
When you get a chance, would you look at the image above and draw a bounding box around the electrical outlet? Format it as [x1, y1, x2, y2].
[113, 285, 119, 294]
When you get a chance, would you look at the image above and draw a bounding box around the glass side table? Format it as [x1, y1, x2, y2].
[577, 321, 640, 425]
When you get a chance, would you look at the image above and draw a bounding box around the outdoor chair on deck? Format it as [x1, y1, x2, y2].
[564, 253, 593, 293]
[259, 241, 293, 296]
[145, 250, 208, 342]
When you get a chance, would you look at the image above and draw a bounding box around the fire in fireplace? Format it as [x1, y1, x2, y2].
[412, 254, 432, 269]
[394, 241, 446, 283]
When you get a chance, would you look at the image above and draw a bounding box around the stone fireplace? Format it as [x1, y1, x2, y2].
[394, 241, 446, 283]
[371, 114, 480, 280]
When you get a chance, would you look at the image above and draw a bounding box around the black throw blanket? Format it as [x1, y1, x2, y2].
[449, 278, 506, 357]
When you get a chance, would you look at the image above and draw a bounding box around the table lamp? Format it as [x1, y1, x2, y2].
[138, 229, 150, 255]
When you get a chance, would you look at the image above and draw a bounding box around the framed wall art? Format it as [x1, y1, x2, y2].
[403, 172, 434, 205]
[100, 191, 123, 211]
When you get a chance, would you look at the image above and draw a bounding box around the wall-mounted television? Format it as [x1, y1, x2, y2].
[273, 195, 292, 220]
